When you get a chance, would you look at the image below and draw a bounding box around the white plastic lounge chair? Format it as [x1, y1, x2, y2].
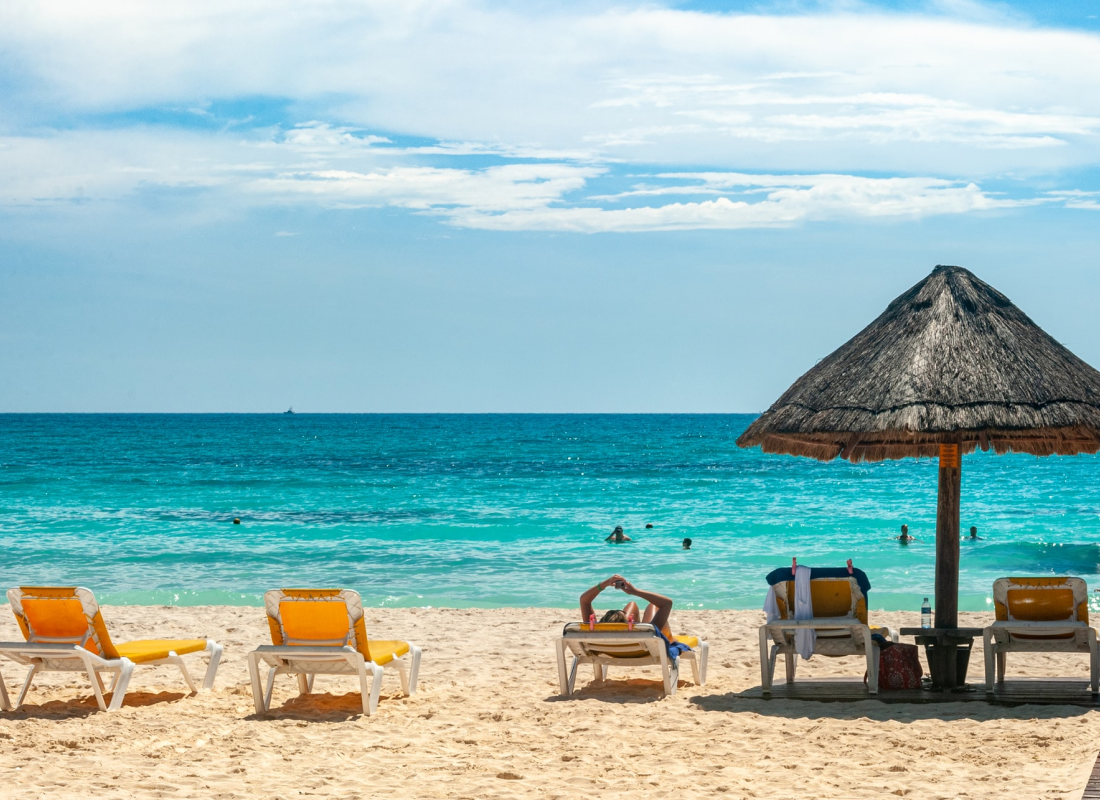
[555, 622, 708, 698]
[248, 588, 421, 716]
[0, 586, 222, 712]
[760, 566, 897, 695]
[983, 577, 1099, 693]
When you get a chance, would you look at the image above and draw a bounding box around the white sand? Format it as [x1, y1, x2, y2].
[1, 606, 1098, 799]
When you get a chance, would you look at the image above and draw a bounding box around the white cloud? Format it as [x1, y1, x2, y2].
[1045, 190, 1100, 210]
[0, 126, 1058, 232]
[251, 163, 602, 212]
[2, 1, 1100, 176]
[446, 175, 1037, 233]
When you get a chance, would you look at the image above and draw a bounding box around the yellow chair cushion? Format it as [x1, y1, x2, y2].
[1006, 588, 1075, 622]
[365, 640, 410, 666]
[115, 639, 208, 663]
[673, 635, 699, 648]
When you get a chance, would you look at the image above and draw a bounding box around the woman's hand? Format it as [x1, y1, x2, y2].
[603, 574, 627, 590]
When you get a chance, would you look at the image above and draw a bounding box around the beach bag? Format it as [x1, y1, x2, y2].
[877, 642, 923, 690]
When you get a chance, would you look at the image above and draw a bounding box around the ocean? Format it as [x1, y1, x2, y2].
[2, 413, 1099, 613]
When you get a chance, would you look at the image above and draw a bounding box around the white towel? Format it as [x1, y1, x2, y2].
[763, 586, 780, 622]
[793, 564, 816, 660]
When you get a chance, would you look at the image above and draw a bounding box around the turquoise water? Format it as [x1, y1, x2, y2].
[2, 414, 1100, 612]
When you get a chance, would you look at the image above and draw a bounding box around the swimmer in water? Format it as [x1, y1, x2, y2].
[895, 524, 914, 543]
[969, 526, 981, 540]
[682, 538, 692, 550]
[579, 574, 673, 636]
[605, 525, 632, 543]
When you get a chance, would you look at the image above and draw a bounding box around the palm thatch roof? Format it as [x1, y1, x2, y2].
[737, 265, 1100, 462]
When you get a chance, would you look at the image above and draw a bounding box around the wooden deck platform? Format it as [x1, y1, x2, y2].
[1083, 750, 1100, 800]
[736, 677, 1100, 706]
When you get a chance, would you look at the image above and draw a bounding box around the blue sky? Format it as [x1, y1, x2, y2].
[1, 0, 1098, 412]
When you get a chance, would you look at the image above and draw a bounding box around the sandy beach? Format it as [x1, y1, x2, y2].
[1, 606, 1098, 799]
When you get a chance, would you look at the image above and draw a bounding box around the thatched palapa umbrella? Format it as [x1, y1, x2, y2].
[738, 265, 1100, 672]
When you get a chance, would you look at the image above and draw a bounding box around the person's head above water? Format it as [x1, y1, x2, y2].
[970, 526, 978, 538]
[682, 538, 692, 550]
[606, 525, 631, 542]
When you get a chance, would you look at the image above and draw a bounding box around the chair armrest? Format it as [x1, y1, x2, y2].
[987, 620, 1088, 631]
[765, 618, 863, 630]
[252, 645, 358, 657]
[0, 642, 85, 653]
[876, 627, 900, 643]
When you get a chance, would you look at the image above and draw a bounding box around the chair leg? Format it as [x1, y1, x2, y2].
[759, 626, 772, 693]
[983, 630, 995, 693]
[202, 642, 223, 691]
[16, 664, 39, 710]
[784, 651, 796, 683]
[168, 654, 198, 694]
[92, 669, 108, 697]
[394, 657, 409, 695]
[296, 673, 310, 695]
[863, 627, 877, 695]
[664, 656, 679, 697]
[555, 640, 569, 696]
[761, 629, 770, 691]
[247, 652, 266, 714]
[1089, 629, 1099, 694]
[867, 645, 878, 695]
[264, 667, 277, 710]
[593, 663, 604, 683]
[996, 652, 1006, 684]
[406, 645, 421, 695]
[697, 641, 709, 685]
[358, 661, 384, 716]
[107, 660, 135, 712]
[567, 657, 579, 695]
[0, 665, 11, 712]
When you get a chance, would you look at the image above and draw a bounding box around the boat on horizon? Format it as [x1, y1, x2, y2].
[284, 406, 295, 415]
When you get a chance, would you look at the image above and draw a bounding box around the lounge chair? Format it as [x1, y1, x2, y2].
[247, 588, 421, 715]
[983, 577, 1099, 693]
[759, 566, 897, 694]
[0, 586, 222, 712]
[555, 622, 708, 697]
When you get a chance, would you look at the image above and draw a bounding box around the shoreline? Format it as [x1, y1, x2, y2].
[0, 595, 1013, 612]
[2, 605, 1099, 798]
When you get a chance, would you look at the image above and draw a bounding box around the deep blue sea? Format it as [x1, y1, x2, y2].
[2, 414, 1100, 612]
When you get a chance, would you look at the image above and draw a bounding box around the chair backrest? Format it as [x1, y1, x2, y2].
[993, 577, 1088, 624]
[6, 586, 120, 658]
[265, 588, 375, 662]
[772, 577, 868, 624]
[562, 622, 659, 659]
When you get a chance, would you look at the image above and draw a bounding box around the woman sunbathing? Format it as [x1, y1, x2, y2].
[579, 574, 673, 637]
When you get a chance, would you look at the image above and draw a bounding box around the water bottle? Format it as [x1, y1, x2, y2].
[921, 597, 932, 629]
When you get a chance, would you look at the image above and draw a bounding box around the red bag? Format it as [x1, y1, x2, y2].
[877, 643, 923, 690]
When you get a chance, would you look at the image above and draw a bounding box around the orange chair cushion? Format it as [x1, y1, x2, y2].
[279, 600, 351, 644]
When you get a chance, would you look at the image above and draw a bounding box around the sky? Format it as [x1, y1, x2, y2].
[1, 0, 1098, 412]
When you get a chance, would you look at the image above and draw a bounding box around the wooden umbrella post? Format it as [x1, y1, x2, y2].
[933, 442, 962, 687]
